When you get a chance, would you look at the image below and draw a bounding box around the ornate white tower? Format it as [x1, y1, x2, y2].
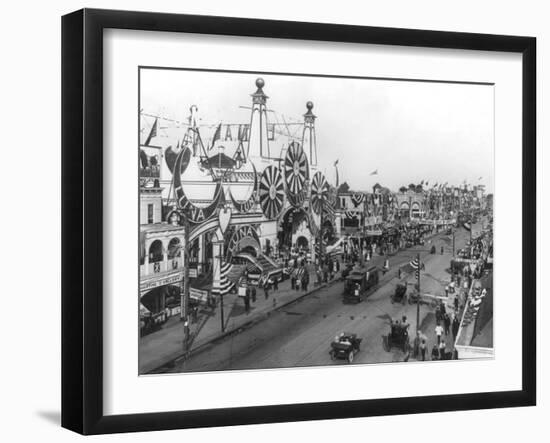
[247, 78, 270, 162]
[302, 101, 318, 167]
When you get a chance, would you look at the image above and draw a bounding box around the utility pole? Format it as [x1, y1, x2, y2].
[452, 229, 456, 257]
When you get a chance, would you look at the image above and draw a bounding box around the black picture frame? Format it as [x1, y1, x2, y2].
[62, 8, 536, 435]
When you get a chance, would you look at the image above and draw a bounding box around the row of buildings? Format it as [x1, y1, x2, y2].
[139, 77, 490, 323]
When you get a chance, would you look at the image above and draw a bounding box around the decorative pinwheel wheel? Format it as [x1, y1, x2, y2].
[259, 165, 285, 219]
[310, 171, 329, 214]
[284, 141, 309, 200]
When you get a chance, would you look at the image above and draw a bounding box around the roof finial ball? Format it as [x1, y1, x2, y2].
[256, 77, 265, 89]
[306, 101, 314, 111]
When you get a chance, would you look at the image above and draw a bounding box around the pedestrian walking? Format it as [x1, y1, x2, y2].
[431, 343, 440, 360]
[444, 312, 451, 336]
[439, 339, 446, 360]
[295, 276, 301, 291]
[454, 295, 459, 311]
[435, 305, 442, 324]
[452, 314, 460, 338]
[290, 274, 296, 290]
[273, 277, 279, 291]
[263, 282, 269, 300]
[434, 322, 444, 345]
[251, 285, 257, 303]
[420, 339, 428, 361]
[244, 293, 250, 314]
[439, 300, 446, 316]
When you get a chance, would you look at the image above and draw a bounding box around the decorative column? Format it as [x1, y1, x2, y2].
[247, 78, 270, 161]
[302, 101, 317, 167]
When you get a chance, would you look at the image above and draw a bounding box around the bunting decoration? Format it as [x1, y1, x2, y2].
[173, 147, 224, 224]
[310, 171, 329, 214]
[351, 192, 365, 207]
[259, 165, 285, 219]
[345, 211, 358, 219]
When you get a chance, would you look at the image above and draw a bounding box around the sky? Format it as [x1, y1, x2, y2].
[140, 68, 494, 193]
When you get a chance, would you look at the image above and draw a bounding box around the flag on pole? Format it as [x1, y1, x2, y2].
[144, 118, 158, 146]
[409, 257, 421, 279]
[211, 261, 235, 296]
[210, 123, 222, 150]
[370, 169, 378, 176]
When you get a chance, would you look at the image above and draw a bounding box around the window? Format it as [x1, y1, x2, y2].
[147, 203, 154, 224]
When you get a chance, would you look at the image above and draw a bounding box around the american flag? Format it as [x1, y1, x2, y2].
[409, 257, 421, 279]
[212, 261, 234, 296]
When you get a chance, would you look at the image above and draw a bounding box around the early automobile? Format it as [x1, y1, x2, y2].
[343, 265, 379, 303]
[330, 332, 362, 363]
[391, 282, 407, 304]
[384, 321, 410, 352]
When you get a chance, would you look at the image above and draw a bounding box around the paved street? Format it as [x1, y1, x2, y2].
[160, 227, 472, 373]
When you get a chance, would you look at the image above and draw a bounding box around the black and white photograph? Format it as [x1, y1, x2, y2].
[138, 69, 494, 374]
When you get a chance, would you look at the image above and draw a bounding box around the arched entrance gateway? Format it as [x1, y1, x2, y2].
[411, 201, 421, 218]
[296, 235, 309, 250]
[226, 225, 262, 260]
[277, 207, 309, 253]
[400, 201, 410, 219]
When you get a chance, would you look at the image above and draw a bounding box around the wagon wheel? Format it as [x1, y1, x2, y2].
[348, 351, 354, 363]
[310, 171, 329, 214]
[284, 141, 309, 202]
[259, 165, 284, 219]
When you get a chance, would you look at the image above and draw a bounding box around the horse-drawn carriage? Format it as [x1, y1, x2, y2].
[391, 283, 407, 304]
[384, 321, 410, 352]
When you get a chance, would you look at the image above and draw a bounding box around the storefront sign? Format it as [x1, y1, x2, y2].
[189, 268, 198, 278]
[140, 272, 181, 294]
[189, 287, 209, 302]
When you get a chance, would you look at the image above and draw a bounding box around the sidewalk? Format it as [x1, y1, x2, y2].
[139, 265, 341, 373]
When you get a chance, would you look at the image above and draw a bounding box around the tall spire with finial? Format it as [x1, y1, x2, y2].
[247, 78, 270, 161]
[302, 101, 317, 167]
